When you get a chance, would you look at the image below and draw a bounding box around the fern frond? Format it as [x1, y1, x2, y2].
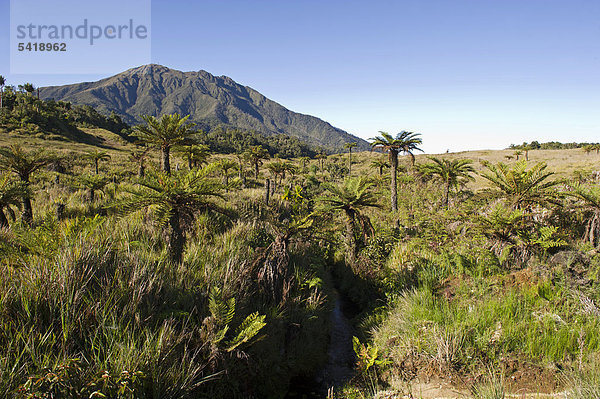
[225, 312, 266, 352]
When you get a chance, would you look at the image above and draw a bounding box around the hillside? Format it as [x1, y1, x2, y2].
[38, 64, 368, 152]
[0, 87, 132, 145]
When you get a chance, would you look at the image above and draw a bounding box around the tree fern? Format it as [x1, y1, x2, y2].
[133, 114, 197, 175]
[111, 167, 225, 262]
[0, 173, 28, 228]
[419, 157, 474, 208]
[317, 177, 380, 265]
[480, 160, 561, 209]
[370, 131, 423, 211]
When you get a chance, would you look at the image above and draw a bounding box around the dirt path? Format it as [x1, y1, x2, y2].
[317, 289, 356, 392]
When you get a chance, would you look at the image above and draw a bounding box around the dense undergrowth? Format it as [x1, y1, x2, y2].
[1, 114, 600, 398]
[0, 179, 335, 398]
[340, 174, 600, 398]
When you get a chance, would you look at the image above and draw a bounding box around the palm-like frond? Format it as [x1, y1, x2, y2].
[0, 174, 28, 210]
[243, 145, 269, 163]
[177, 144, 211, 167]
[218, 159, 238, 172]
[113, 166, 224, 226]
[265, 161, 286, 176]
[225, 312, 266, 352]
[370, 159, 389, 168]
[480, 160, 561, 209]
[566, 183, 600, 210]
[0, 145, 54, 181]
[129, 147, 151, 162]
[133, 114, 197, 149]
[419, 157, 475, 188]
[370, 131, 423, 154]
[79, 175, 110, 191]
[318, 177, 380, 213]
[84, 150, 111, 162]
[566, 183, 600, 247]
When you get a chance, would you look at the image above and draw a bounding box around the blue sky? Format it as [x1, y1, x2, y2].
[1, 0, 599, 153]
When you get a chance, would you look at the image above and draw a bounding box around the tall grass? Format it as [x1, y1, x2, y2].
[0, 198, 332, 398]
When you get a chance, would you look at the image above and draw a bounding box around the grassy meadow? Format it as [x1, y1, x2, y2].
[1, 96, 600, 398]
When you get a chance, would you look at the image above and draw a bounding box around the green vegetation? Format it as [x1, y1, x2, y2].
[244, 145, 270, 179]
[202, 126, 319, 159]
[133, 114, 198, 175]
[510, 140, 600, 151]
[2, 110, 600, 398]
[317, 177, 379, 265]
[370, 131, 423, 211]
[0, 86, 131, 143]
[419, 157, 475, 208]
[38, 64, 368, 152]
[84, 149, 111, 175]
[0, 145, 55, 225]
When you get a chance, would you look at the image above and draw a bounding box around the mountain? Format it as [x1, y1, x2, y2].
[39, 64, 369, 152]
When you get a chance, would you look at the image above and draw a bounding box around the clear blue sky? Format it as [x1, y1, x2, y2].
[1, 0, 599, 153]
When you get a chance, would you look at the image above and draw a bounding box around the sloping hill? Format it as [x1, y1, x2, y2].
[39, 64, 368, 152]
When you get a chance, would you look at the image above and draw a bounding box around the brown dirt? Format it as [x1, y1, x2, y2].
[379, 351, 562, 398]
[436, 267, 542, 303]
[501, 357, 562, 394]
[501, 268, 540, 289]
[436, 275, 470, 302]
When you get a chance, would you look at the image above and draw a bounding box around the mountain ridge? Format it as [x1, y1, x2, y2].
[39, 64, 369, 152]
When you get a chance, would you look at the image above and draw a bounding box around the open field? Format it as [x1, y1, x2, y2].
[351, 148, 600, 188]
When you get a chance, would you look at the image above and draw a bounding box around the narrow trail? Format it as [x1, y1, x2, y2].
[286, 289, 357, 398]
[316, 289, 356, 392]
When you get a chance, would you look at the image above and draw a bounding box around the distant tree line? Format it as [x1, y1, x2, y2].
[199, 126, 321, 159]
[509, 141, 599, 150]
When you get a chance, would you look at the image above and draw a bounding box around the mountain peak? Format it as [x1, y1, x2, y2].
[126, 63, 171, 73]
[39, 65, 368, 152]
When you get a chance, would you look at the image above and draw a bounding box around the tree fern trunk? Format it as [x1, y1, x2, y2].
[162, 147, 171, 175]
[22, 198, 33, 226]
[589, 210, 600, 248]
[95, 160, 99, 175]
[264, 179, 270, 205]
[390, 150, 398, 211]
